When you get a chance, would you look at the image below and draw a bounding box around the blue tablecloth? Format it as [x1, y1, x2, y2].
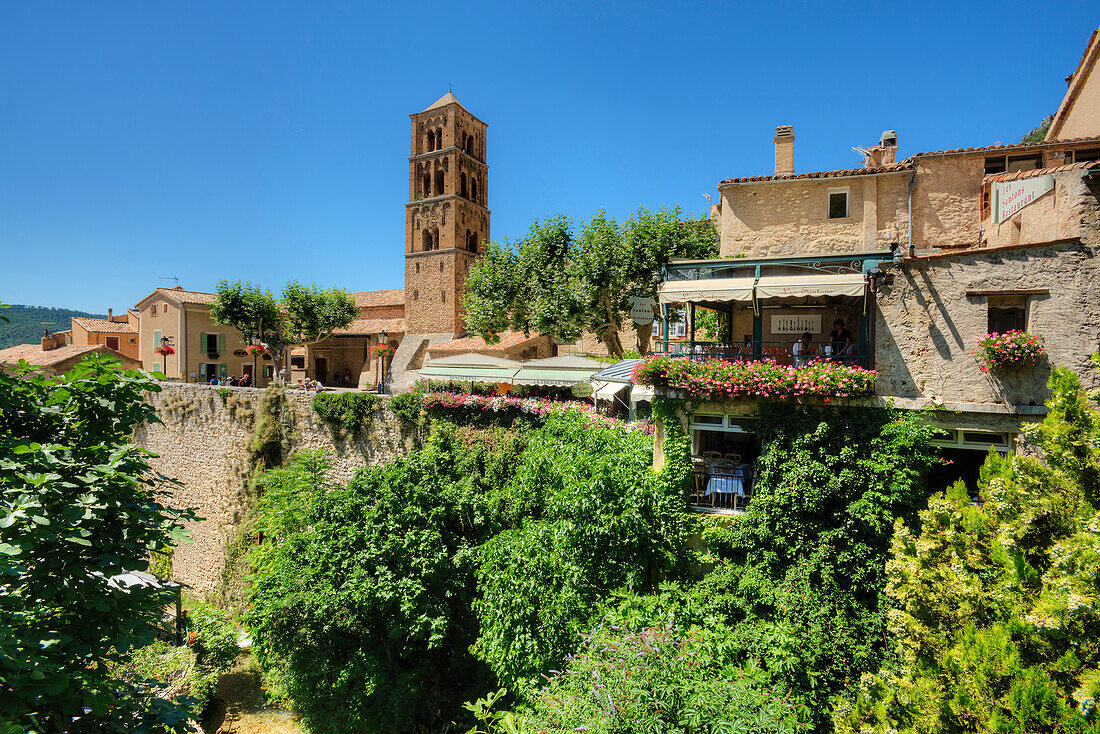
[706, 464, 750, 496]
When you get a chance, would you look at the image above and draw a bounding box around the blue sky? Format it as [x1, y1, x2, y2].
[1, 1, 1096, 312]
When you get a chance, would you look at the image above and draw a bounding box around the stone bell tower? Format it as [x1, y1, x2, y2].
[404, 92, 490, 335]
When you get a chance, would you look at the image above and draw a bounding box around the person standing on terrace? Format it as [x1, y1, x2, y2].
[792, 332, 813, 367]
[829, 319, 854, 359]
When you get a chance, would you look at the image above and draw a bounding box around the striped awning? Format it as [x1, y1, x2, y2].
[658, 277, 755, 305]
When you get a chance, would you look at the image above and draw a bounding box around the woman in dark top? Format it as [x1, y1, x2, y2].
[829, 319, 854, 357]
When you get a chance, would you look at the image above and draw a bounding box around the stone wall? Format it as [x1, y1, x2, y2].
[132, 383, 414, 595]
[873, 241, 1100, 407]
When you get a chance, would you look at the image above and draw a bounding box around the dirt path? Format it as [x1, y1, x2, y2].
[202, 655, 304, 734]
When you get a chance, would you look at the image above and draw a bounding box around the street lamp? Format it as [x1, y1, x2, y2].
[377, 331, 388, 394]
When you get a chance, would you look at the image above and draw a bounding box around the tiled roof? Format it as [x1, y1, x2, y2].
[332, 317, 407, 335]
[71, 317, 137, 334]
[983, 159, 1100, 183]
[427, 331, 543, 354]
[905, 135, 1100, 160]
[719, 161, 912, 186]
[155, 287, 217, 306]
[350, 289, 405, 308]
[0, 343, 102, 368]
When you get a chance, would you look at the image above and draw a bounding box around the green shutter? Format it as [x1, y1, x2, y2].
[200, 332, 207, 353]
[153, 330, 162, 348]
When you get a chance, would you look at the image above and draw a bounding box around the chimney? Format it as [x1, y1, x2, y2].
[41, 329, 62, 351]
[880, 130, 898, 164]
[774, 125, 794, 175]
[107, 308, 113, 320]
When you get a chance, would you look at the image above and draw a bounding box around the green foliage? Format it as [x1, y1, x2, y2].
[148, 549, 173, 579]
[0, 353, 197, 732]
[281, 281, 357, 345]
[834, 367, 1100, 733]
[471, 412, 696, 693]
[520, 605, 808, 734]
[691, 405, 938, 729]
[245, 421, 535, 733]
[463, 206, 717, 357]
[216, 386, 232, 402]
[249, 384, 287, 471]
[0, 304, 105, 349]
[389, 390, 426, 428]
[1021, 114, 1053, 144]
[311, 391, 381, 433]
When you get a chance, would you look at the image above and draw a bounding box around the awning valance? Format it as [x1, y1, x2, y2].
[512, 369, 598, 386]
[658, 277, 755, 305]
[630, 384, 655, 402]
[593, 381, 628, 401]
[754, 273, 866, 301]
[418, 365, 519, 382]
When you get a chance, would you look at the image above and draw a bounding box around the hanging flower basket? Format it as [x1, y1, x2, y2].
[154, 345, 175, 356]
[372, 343, 396, 359]
[244, 344, 266, 358]
[973, 330, 1045, 372]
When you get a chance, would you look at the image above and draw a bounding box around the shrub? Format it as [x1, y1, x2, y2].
[311, 391, 381, 433]
[974, 330, 1045, 372]
[388, 391, 426, 428]
[632, 354, 876, 400]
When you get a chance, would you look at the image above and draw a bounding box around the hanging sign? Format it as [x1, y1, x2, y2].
[629, 297, 657, 325]
[994, 175, 1053, 223]
[571, 381, 594, 398]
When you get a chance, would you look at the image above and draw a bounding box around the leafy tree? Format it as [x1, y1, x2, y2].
[211, 280, 355, 381]
[471, 412, 696, 692]
[690, 405, 938, 729]
[463, 207, 717, 357]
[520, 588, 808, 733]
[245, 421, 534, 733]
[834, 366, 1100, 733]
[0, 354, 196, 732]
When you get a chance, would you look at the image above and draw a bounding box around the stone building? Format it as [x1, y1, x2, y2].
[654, 26, 1100, 506]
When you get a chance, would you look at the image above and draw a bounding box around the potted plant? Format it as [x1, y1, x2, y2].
[154, 345, 175, 356]
[371, 343, 396, 359]
[973, 330, 1045, 373]
[244, 344, 265, 358]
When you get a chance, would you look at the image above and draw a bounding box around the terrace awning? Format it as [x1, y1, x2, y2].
[593, 381, 628, 402]
[754, 273, 866, 302]
[418, 352, 522, 383]
[511, 355, 606, 386]
[658, 277, 755, 305]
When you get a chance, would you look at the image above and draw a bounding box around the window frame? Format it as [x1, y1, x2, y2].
[827, 187, 850, 220]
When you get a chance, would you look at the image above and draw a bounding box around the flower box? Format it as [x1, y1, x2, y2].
[973, 330, 1045, 372]
[631, 354, 876, 401]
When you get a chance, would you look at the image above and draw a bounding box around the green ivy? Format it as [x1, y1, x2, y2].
[388, 391, 426, 429]
[311, 391, 381, 434]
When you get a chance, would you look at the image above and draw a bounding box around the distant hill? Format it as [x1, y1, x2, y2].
[0, 304, 107, 350]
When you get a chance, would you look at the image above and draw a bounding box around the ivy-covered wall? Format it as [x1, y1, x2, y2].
[132, 383, 415, 593]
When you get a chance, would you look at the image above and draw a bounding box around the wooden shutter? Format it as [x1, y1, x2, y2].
[218, 333, 226, 354]
[154, 329, 162, 347]
[200, 332, 207, 353]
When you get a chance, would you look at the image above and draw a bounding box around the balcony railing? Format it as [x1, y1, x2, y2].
[650, 340, 871, 369]
[690, 463, 753, 512]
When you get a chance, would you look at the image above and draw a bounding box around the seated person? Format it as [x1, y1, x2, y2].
[829, 319, 854, 357]
[314, 379, 325, 392]
[791, 332, 813, 367]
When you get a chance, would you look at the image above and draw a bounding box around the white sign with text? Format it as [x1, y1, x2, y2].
[629, 297, 656, 325]
[994, 175, 1054, 223]
[771, 314, 821, 334]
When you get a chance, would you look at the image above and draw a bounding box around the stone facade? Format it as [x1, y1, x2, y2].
[404, 93, 490, 335]
[133, 383, 413, 594]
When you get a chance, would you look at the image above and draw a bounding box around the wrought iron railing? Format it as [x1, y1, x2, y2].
[649, 340, 871, 369]
[690, 464, 753, 512]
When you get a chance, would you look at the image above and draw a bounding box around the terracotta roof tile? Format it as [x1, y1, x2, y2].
[0, 343, 103, 368]
[905, 135, 1100, 160]
[720, 161, 912, 186]
[71, 317, 137, 334]
[332, 317, 406, 335]
[983, 159, 1100, 183]
[155, 287, 217, 305]
[427, 331, 543, 355]
[350, 289, 405, 308]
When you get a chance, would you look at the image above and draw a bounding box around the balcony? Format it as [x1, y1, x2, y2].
[690, 461, 754, 512]
[649, 339, 871, 369]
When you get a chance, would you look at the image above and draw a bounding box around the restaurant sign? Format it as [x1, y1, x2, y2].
[571, 381, 594, 398]
[771, 314, 821, 334]
[629, 297, 656, 325]
[994, 175, 1054, 224]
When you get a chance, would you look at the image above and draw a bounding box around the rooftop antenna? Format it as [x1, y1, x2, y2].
[159, 276, 180, 287]
[852, 146, 872, 158]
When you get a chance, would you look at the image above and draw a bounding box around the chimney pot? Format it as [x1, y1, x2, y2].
[107, 308, 113, 320]
[880, 130, 898, 164]
[774, 125, 794, 176]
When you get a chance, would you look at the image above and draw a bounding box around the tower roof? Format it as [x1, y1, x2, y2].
[423, 91, 464, 112]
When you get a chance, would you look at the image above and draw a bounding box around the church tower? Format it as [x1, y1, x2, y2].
[404, 92, 490, 335]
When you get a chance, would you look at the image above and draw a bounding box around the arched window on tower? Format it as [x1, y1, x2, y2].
[435, 130, 442, 150]
[422, 230, 433, 251]
[435, 169, 444, 196]
[422, 172, 431, 198]
[467, 230, 478, 253]
[425, 131, 433, 152]
[460, 172, 468, 198]
[471, 176, 479, 204]
[434, 228, 440, 250]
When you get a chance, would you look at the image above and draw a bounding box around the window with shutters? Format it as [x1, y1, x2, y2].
[105, 336, 119, 351]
